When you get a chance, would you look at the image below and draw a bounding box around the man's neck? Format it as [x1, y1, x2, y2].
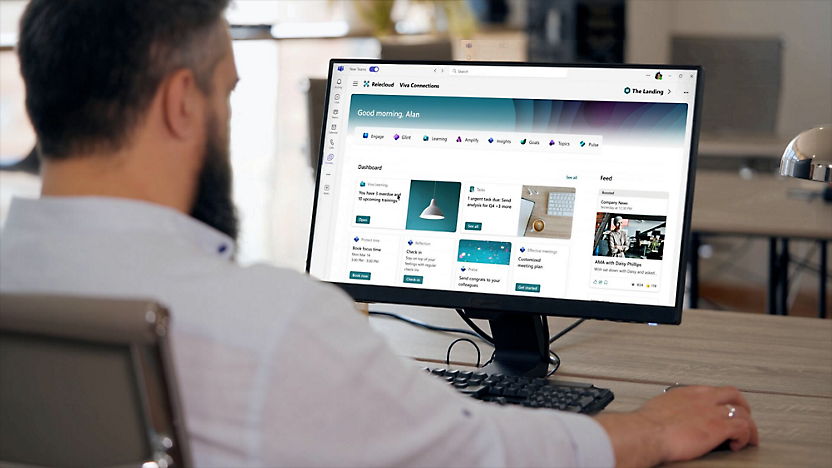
[40, 152, 191, 214]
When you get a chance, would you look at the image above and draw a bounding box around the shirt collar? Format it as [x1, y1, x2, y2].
[4, 196, 236, 260]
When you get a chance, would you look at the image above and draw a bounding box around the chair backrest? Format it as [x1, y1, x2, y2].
[306, 78, 329, 175]
[0, 294, 191, 468]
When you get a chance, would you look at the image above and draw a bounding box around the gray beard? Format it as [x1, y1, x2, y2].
[189, 117, 239, 243]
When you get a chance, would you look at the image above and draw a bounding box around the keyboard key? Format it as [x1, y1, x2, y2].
[459, 385, 488, 397]
[431, 368, 446, 375]
[577, 396, 596, 408]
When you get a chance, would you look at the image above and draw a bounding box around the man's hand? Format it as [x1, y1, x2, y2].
[595, 385, 759, 468]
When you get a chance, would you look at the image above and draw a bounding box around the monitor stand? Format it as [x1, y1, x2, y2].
[463, 308, 551, 378]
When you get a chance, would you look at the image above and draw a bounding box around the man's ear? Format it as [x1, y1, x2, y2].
[162, 69, 200, 140]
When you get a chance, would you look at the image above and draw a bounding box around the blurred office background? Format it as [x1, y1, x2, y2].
[1, 0, 829, 316]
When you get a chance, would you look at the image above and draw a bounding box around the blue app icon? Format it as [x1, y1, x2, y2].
[363, 132, 369, 138]
[423, 135, 429, 141]
[488, 137, 494, 143]
[337, 65, 344, 72]
[624, 87, 631, 94]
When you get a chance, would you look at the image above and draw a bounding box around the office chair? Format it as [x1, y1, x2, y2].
[0, 294, 191, 468]
[304, 78, 329, 176]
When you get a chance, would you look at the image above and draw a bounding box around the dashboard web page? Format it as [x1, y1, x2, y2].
[309, 63, 698, 307]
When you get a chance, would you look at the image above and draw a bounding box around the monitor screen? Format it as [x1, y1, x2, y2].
[307, 61, 701, 324]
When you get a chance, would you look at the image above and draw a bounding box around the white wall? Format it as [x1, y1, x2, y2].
[627, 0, 832, 137]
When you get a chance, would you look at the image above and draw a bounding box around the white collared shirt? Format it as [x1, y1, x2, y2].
[0, 196, 614, 468]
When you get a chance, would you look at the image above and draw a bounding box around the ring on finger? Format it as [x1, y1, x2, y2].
[726, 404, 736, 418]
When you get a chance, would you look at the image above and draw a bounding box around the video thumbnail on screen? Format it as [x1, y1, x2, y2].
[592, 213, 667, 260]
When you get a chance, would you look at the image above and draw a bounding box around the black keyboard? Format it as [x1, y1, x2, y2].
[424, 367, 614, 414]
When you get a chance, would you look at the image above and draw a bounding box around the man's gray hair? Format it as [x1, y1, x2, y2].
[18, 0, 231, 159]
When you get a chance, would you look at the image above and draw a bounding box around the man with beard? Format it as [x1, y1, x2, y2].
[0, 1, 757, 467]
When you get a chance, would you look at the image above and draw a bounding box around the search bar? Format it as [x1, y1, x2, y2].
[450, 66, 567, 78]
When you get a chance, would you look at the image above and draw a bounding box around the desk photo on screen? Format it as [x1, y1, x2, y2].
[593, 213, 667, 260]
[520, 186, 575, 239]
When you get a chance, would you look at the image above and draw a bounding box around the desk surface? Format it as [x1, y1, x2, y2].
[369, 305, 832, 467]
[691, 171, 832, 239]
[697, 135, 792, 160]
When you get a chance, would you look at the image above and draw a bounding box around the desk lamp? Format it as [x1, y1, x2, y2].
[780, 125, 832, 201]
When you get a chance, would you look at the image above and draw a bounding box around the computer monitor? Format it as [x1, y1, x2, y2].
[307, 60, 703, 376]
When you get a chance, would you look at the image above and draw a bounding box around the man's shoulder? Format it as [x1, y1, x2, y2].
[161, 263, 359, 346]
[198, 262, 354, 308]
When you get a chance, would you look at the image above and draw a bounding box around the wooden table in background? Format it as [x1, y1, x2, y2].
[369, 304, 832, 467]
[689, 171, 831, 317]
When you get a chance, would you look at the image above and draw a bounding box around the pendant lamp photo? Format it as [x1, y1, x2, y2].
[420, 181, 445, 220]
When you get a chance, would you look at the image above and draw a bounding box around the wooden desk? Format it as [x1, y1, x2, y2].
[691, 171, 831, 240]
[370, 305, 832, 467]
[689, 171, 831, 316]
[697, 135, 792, 161]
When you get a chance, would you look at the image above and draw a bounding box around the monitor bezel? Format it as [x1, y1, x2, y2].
[306, 59, 704, 326]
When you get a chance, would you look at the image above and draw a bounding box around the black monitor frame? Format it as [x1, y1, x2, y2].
[306, 60, 703, 364]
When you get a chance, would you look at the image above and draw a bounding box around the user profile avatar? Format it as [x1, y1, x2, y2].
[654, 72, 662, 80]
[624, 87, 631, 94]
